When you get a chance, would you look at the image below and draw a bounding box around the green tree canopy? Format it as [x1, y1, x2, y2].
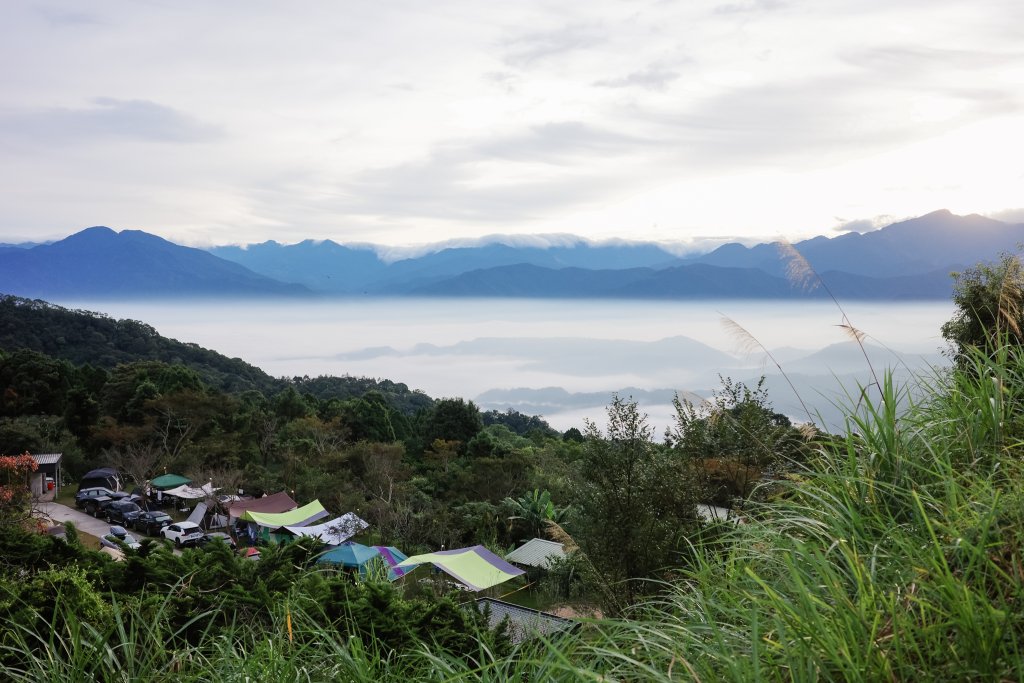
[941, 252, 1024, 366]
[666, 376, 806, 506]
[418, 398, 483, 454]
[573, 395, 704, 612]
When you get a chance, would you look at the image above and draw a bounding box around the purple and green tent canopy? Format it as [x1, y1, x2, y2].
[317, 542, 409, 579]
[239, 499, 328, 529]
[395, 545, 525, 591]
[372, 546, 409, 580]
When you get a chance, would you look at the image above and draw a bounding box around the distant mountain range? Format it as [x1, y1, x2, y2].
[1, 210, 1019, 300]
[0, 227, 307, 298]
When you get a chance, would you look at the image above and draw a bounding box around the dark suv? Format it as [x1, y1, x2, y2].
[83, 494, 132, 517]
[74, 487, 123, 509]
[104, 499, 144, 526]
[134, 510, 173, 535]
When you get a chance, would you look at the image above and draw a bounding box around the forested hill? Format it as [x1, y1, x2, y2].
[0, 295, 278, 394]
[0, 295, 431, 410]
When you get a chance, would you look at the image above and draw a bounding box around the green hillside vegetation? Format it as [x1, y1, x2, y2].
[0, 295, 280, 393]
[0, 256, 1022, 680]
[0, 295, 433, 408]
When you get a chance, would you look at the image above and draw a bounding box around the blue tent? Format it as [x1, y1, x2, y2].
[317, 541, 380, 570]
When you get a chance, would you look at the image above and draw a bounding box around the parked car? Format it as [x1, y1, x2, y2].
[74, 487, 123, 509]
[161, 521, 205, 547]
[100, 525, 141, 551]
[200, 532, 237, 549]
[134, 510, 173, 536]
[104, 499, 144, 526]
[83, 495, 118, 517]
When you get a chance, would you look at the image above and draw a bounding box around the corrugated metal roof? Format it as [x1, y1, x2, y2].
[475, 598, 577, 644]
[31, 453, 63, 465]
[505, 538, 566, 568]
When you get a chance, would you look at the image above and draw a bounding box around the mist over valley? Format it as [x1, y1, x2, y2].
[51, 297, 952, 434]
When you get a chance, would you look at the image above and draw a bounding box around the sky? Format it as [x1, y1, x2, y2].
[2, 0, 1022, 251]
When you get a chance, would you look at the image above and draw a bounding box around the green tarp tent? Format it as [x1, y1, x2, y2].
[240, 500, 329, 543]
[396, 545, 525, 591]
[150, 473, 192, 490]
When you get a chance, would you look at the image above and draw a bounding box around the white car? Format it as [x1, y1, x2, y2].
[101, 525, 142, 551]
[161, 521, 205, 547]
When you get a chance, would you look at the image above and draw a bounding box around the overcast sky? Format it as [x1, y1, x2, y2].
[2, 0, 1021, 250]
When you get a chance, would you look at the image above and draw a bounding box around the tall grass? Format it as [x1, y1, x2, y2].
[4, 347, 1024, 681]
[571, 346, 1024, 681]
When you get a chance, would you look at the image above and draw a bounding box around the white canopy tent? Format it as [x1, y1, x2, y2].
[164, 482, 218, 500]
[282, 512, 368, 545]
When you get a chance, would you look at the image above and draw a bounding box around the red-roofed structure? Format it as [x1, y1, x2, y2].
[226, 491, 297, 521]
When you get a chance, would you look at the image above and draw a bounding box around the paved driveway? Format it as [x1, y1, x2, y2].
[39, 500, 114, 538]
[40, 500, 186, 556]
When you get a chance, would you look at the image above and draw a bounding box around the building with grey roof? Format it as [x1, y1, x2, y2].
[505, 538, 566, 569]
[29, 453, 62, 497]
[475, 598, 578, 644]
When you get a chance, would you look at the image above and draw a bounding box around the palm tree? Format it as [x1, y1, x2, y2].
[502, 489, 571, 541]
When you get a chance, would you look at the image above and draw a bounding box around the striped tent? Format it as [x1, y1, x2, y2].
[239, 499, 329, 543]
[396, 545, 525, 591]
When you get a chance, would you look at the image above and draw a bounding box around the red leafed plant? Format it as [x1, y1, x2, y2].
[0, 452, 38, 513]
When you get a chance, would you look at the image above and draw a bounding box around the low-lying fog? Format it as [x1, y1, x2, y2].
[58, 298, 954, 435]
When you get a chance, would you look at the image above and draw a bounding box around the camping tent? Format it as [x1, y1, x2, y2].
[241, 499, 328, 528]
[227, 491, 297, 523]
[150, 473, 191, 490]
[396, 545, 525, 591]
[281, 512, 368, 545]
[318, 541, 380, 569]
[240, 499, 329, 543]
[185, 502, 208, 527]
[317, 543, 410, 579]
[373, 546, 410, 580]
[164, 482, 218, 499]
[81, 467, 120, 491]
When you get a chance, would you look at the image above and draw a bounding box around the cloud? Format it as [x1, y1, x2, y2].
[636, 68, 1020, 170]
[0, 98, 223, 144]
[483, 71, 521, 93]
[593, 65, 681, 91]
[475, 121, 655, 162]
[713, 0, 786, 15]
[341, 154, 617, 223]
[987, 208, 1024, 224]
[831, 215, 894, 233]
[502, 24, 607, 68]
[36, 7, 104, 27]
[332, 121, 653, 223]
[375, 235, 578, 261]
[841, 45, 1024, 75]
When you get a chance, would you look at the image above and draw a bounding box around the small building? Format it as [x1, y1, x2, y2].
[505, 538, 567, 569]
[29, 453, 62, 497]
[475, 598, 578, 645]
